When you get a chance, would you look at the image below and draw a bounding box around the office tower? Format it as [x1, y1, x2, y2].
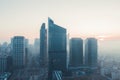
[12, 36, 25, 68]
[40, 23, 47, 66]
[34, 38, 40, 54]
[48, 18, 67, 80]
[70, 38, 83, 67]
[85, 38, 98, 67]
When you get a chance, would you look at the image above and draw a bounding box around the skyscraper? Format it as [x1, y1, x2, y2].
[85, 38, 98, 67]
[12, 36, 25, 68]
[48, 18, 67, 80]
[70, 38, 83, 67]
[34, 38, 40, 54]
[40, 23, 47, 66]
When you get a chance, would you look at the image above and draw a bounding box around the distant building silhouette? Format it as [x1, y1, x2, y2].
[70, 38, 83, 67]
[0, 42, 8, 54]
[40, 23, 47, 66]
[34, 38, 40, 54]
[85, 38, 98, 67]
[48, 18, 67, 80]
[12, 36, 25, 69]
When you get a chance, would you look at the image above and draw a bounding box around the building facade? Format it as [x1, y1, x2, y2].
[48, 18, 67, 80]
[70, 38, 83, 67]
[0, 55, 13, 73]
[85, 38, 98, 67]
[40, 23, 47, 66]
[12, 36, 25, 68]
[0, 56, 7, 73]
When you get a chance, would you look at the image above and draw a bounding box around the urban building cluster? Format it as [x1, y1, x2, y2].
[100, 56, 120, 80]
[0, 18, 108, 80]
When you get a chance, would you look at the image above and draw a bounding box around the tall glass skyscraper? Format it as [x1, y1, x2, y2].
[48, 18, 67, 80]
[12, 36, 25, 68]
[70, 38, 83, 67]
[40, 23, 47, 66]
[85, 38, 98, 67]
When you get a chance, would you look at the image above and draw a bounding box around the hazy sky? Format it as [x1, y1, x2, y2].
[0, 0, 120, 43]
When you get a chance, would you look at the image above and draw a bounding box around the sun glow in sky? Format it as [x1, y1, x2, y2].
[0, 0, 120, 43]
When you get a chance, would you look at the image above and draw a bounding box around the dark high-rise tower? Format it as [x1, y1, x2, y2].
[12, 36, 25, 68]
[70, 38, 83, 67]
[40, 23, 47, 66]
[48, 18, 67, 80]
[85, 38, 98, 67]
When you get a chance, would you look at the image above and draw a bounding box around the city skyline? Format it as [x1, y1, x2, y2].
[0, 0, 120, 43]
[0, 18, 101, 80]
[0, 0, 120, 80]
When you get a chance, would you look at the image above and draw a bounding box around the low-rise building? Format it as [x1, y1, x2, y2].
[0, 55, 13, 73]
